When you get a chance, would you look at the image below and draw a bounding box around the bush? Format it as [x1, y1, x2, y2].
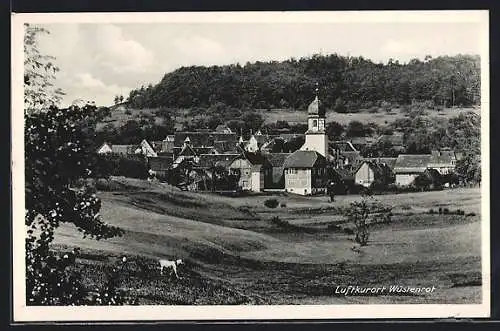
[124, 109, 132, 115]
[264, 198, 279, 208]
[438, 207, 443, 214]
[280, 202, 287, 208]
[466, 212, 477, 217]
[429, 209, 435, 214]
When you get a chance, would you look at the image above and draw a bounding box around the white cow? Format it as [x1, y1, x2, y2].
[159, 259, 184, 278]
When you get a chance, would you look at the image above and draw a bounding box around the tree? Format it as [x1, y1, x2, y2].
[343, 196, 392, 246]
[326, 121, 344, 140]
[24, 24, 65, 113]
[346, 121, 370, 137]
[24, 26, 134, 305]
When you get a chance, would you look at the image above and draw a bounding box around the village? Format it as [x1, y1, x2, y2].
[96, 93, 466, 196]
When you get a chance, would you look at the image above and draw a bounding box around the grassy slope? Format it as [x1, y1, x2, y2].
[52, 178, 482, 304]
[98, 106, 481, 130]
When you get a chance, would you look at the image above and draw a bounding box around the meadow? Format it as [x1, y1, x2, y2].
[50, 177, 483, 305]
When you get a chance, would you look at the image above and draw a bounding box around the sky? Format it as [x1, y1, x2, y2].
[34, 21, 484, 107]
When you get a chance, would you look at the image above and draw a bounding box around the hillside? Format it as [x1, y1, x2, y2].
[124, 54, 480, 111]
[51, 177, 482, 304]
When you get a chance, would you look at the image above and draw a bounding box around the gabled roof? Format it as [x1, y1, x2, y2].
[178, 143, 197, 157]
[364, 157, 398, 170]
[429, 150, 456, 165]
[174, 132, 238, 147]
[394, 154, 432, 173]
[266, 153, 291, 167]
[355, 160, 389, 179]
[243, 152, 271, 166]
[283, 150, 326, 168]
[215, 124, 233, 133]
[197, 154, 240, 168]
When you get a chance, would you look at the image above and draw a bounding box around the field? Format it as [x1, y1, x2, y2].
[50, 177, 483, 305]
[97, 106, 481, 130]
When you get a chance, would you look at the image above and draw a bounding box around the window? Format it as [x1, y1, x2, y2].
[313, 119, 318, 127]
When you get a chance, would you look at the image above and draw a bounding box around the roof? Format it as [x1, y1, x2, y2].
[377, 133, 404, 146]
[283, 150, 326, 168]
[307, 96, 325, 117]
[364, 157, 398, 170]
[266, 153, 291, 167]
[330, 141, 358, 152]
[394, 154, 432, 173]
[215, 124, 232, 133]
[174, 132, 238, 147]
[111, 145, 137, 155]
[350, 137, 376, 146]
[196, 154, 240, 168]
[355, 161, 389, 178]
[429, 150, 456, 165]
[243, 152, 271, 166]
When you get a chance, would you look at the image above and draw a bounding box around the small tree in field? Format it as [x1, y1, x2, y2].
[343, 195, 392, 246]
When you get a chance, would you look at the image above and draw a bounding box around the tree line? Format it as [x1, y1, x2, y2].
[126, 53, 480, 111]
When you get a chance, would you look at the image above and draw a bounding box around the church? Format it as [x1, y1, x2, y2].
[283, 89, 329, 195]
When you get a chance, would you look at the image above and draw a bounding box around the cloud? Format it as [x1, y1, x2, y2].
[171, 35, 225, 65]
[63, 73, 131, 106]
[93, 24, 155, 73]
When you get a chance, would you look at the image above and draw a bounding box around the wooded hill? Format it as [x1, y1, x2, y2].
[126, 54, 480, 111]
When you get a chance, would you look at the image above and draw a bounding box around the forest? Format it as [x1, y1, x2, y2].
[125, 53, 480, 111]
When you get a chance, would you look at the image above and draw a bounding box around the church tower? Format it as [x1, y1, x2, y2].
[300, 84, 328, 157]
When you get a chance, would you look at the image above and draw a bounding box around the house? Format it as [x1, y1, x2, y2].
[172, 138, 198, 168]
[393, 154, 432, 186]
[354, 161, 394, 187]
[428, 149, 457, 175]
[161, 135, 175, 153]
[228, 152, 272, 192]
[96, 142, 140, 156]
[215, 124, 233, 134]
[244, 133, 271, 153]
[350, 136, 377, 150]
[376, 132, 405, 151]
[265, 153, 291, 189]
[138, 139, 158, 157]
[148, 156, 174, 178]
[283, 150, 328, 195]
[97, 142, 113, 154]
[364, 157, 398, 171]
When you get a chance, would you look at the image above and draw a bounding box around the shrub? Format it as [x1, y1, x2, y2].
[280, 202, 287, 208]
[264, 198, 279, 208]
[443, 208, 450, 214]
[466, 212, 477, 217]
[429, 209, 435, 214]
[438, 207, 443, 214]
[124, 109, 132, 115]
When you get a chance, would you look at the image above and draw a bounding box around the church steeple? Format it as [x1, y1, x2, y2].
[300, 83, 328, 157]
[306, 83, 325, 133]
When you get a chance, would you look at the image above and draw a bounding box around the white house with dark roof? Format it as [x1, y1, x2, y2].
[394, 154, 432, 186]
[283, 150, 328, 195]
